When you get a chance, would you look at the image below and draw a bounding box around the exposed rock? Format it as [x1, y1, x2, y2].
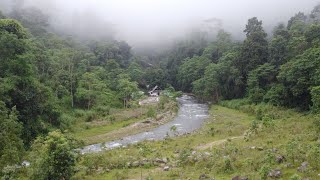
[163, 166, 170, 171]
[268, 169, 282, 178]
[204, 152, 211, 156]
[276, 155, 285, 164]
[285, 163, 293, 168]
[21, 160, 30, 167]
[132, 161, 140, 167]
[154, 158, 166, 164]
[163, 157, 168, 163]
[257, 147, 264, 151]
[199, 174, 209, 179]
[272, 148, 278, 152]
[250, 146, 256, 150]
[232, 176, 249, 180]
[298, 162, 308, 172]
[192, 151, 197, 155]
[126, 162, 131, 167]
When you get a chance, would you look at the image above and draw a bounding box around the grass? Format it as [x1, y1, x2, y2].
[70, 96, 178, 145]
[72, 118, 142, 144]
[73, 101, 320, 180]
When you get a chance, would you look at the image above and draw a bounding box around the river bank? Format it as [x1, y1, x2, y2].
[80, 95, 208, 153]
[71, 96, 179, 146]
[74, 101, 320, 179]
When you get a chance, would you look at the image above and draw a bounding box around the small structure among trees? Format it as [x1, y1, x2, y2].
[148, 85, 161, 97]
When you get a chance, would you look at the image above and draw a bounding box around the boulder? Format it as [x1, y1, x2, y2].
[268, 169, 282, 178]
[298, 162, 308, 172]
[132, 161, 140, 167]
[163, 166, 170, 171]
[199, 174, 209, 179]
[272, 148, 278, 152]
[276, 155, 285, 164]
[257, 147, 264, 151]
[154, 158, 166, 164]
[232, 176, 249, 180]
[163, 157, 168, 163]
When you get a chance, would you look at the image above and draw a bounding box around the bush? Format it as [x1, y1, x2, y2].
[311, 86, 320, 113]
[147, 107, 156, 118]
[84, 111, 97, 122]
[223, 156, 233, 173]
[290, 174, 302, 180]
[59, 114, 75, 130]
[306, 144, 320, 170]
[93, 106, 110, 117]
[158, 96, 169, 110]
[313, 115, 320, 135]
[29, 130, 80, 180]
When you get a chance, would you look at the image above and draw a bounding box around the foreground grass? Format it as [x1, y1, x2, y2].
[73, 102, 320, 180]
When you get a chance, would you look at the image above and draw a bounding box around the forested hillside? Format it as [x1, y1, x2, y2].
[156, 7, 320, 111]
[0, 2, 320, 180]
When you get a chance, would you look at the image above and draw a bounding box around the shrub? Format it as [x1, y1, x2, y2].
[147, 107, 156, 118]
[259, 165, 271, 180]
[223, 156, 233, 173]
[290, 174, 302, 180]
[311, 86, 320, 113]
[29, 130, 80, 180]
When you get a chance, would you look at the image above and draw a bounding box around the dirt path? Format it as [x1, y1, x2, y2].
[195, 136, 244, 150]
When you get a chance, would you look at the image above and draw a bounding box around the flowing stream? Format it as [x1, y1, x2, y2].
[80, 95, 209, 154]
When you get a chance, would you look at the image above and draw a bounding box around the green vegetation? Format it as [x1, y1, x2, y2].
[74, 102, 320, 179]
[1, 2, 320, 180]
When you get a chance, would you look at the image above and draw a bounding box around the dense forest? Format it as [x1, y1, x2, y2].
[1, 2, 320, 180]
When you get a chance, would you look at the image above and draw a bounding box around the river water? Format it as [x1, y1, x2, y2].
[80, 95, 209, 154]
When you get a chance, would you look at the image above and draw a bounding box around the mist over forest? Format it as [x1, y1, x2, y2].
[1, 0, 320, 179]
[0, 0, 318, 50]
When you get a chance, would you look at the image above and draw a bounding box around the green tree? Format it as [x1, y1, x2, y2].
[0, 19, 60, 145]
[75, 72, 107, 110]
[117, 76, 138, 108]
[128, 61, 145, 85]
[269, 24, 290, 67]
[177, 56, 210, 92]
[278, 48, 320, 109]
[237, 17, 269, 81]
[192, 52, 242, 101]
[0, 102, 24, 171]
[305, 23, 320, 47]
[30, 130, 79, 180]
[247, 63, 277, 103]
[202, 30, 233, 63]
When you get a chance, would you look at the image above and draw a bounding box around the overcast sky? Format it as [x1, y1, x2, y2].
[1, 0, 319, 47]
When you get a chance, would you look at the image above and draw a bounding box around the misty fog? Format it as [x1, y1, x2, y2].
[0, 0, 318, 49]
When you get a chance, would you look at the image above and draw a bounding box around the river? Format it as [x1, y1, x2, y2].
[80, 95, 209, 154]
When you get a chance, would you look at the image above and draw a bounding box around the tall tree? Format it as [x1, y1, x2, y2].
[177, 56, 210, 92]
[237, 17, 269, 80]
[0, 103, 24, 171]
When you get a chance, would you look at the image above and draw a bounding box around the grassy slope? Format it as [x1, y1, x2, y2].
[71, 97, 178, 145]
[73, 102, 319, 180]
